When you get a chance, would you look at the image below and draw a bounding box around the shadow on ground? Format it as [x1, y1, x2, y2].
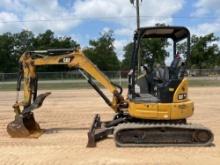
[44, 127, 89, 134]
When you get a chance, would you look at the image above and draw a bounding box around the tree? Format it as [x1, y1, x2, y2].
[0, 33, 16, 72]
[33, 30, 55, 49]
[191, 33, 220, 69]
[0, 30, 36, 72]
[33, 30, 79, 72]
[177, 33, 220, 69]
[33, 30, 78, 50]
[140, 38, 169, 65]
[121, 43, 133, 70]
[0, 29, 79, 73]
[121, 38, 169, 71]
[141, 23, 170, 67]
[83, 31, 120, 71]
[121, 23, 170, 71]
[13, 30, 35, 57]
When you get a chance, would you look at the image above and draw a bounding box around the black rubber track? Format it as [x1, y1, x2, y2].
[114, 122, 214, 147]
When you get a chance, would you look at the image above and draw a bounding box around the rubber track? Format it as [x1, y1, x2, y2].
[114, 122, 214, 147]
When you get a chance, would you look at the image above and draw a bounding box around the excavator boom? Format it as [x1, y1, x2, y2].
[7, 49, 126, 142]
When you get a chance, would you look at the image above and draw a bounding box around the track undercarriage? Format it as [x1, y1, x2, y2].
[87, 114, 214, 147]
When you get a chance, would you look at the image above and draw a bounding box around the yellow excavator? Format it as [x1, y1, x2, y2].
[7, 26, 214, 147]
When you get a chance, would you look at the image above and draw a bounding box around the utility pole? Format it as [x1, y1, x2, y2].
[135, 0, 140, 29]
[130, 0, 141, 29]
[130, 0, 142, 74]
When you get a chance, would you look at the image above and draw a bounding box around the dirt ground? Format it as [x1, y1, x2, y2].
[0, 87, 220, 165]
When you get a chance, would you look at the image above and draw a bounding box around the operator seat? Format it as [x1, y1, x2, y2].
[134, 62, 171, 103]
[156, 58, 185, 103]
[169, 54, 185, 79]
[147, 63, 169, 95]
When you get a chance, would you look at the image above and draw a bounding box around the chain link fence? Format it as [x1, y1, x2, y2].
[0, 69, 220, 90]
[0, 71, 127, 90]
[189, 69, 220, 77]
[0, 71, 125, 82]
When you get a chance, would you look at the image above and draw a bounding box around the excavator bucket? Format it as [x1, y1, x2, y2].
[7, 92, 51, 138]
[7, 113, 43, 138]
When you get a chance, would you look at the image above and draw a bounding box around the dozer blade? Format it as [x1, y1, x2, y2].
[7, 92, 51, 138]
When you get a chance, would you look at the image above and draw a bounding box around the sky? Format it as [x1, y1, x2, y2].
[0, 0, 220, 60]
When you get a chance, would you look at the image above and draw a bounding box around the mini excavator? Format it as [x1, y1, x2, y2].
[7, 26, 214, 147]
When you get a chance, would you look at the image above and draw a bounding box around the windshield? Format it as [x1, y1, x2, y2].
[138, 36, 188, 73]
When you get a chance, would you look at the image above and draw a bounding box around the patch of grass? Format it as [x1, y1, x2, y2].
[0, 84, 16, 91]
[0, 79, 220, 91]
[0, 83, 92, 91]
[189, 80, 220, 87]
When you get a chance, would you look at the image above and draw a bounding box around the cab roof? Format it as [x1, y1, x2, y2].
[137, 26, 190, 42]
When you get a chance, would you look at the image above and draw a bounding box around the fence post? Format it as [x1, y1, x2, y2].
[61, 72, 63, 81]
[119, 71, 122, 86]
[2, 73, 4, 81]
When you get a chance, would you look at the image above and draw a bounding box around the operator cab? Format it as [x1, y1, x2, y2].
[128, 26, 190, 103]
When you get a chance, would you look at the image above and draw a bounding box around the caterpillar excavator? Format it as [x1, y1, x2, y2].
[7, 26, 214, 147]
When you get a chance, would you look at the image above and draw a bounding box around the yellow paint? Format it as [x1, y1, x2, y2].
[18, 50, 194, 122]
[128, 78, 193, 120]
[129, 102, 158, 118]
[173, 78, 188, 103]
[18, 50, 124, 112]
[128, 100, 193, 120]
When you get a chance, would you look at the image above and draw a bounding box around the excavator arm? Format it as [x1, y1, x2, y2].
[17, 49, 125, 113]
[7, 49, 127, 146]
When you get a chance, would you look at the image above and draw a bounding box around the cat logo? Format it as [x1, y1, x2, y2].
[63, 57, 71, 63]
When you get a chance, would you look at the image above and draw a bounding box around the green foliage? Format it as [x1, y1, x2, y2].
[191, 33, 220, 69]
[177, 33, 220, 69]
[33, 30, 78, 49]
[1, 27, 220, 73]
[14, 30, 35, 56]
[140, 23, 169, 68]
[121, 43, 133, 70]
[140, 38, 169, 65]
[83, 31, 120, 71]
[0, 33, 16, 72]
[121, 38, 169, 70]
[121, 24, 169, 70]
[0, 30, 79, 73]
[32, 30, 78, 72]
